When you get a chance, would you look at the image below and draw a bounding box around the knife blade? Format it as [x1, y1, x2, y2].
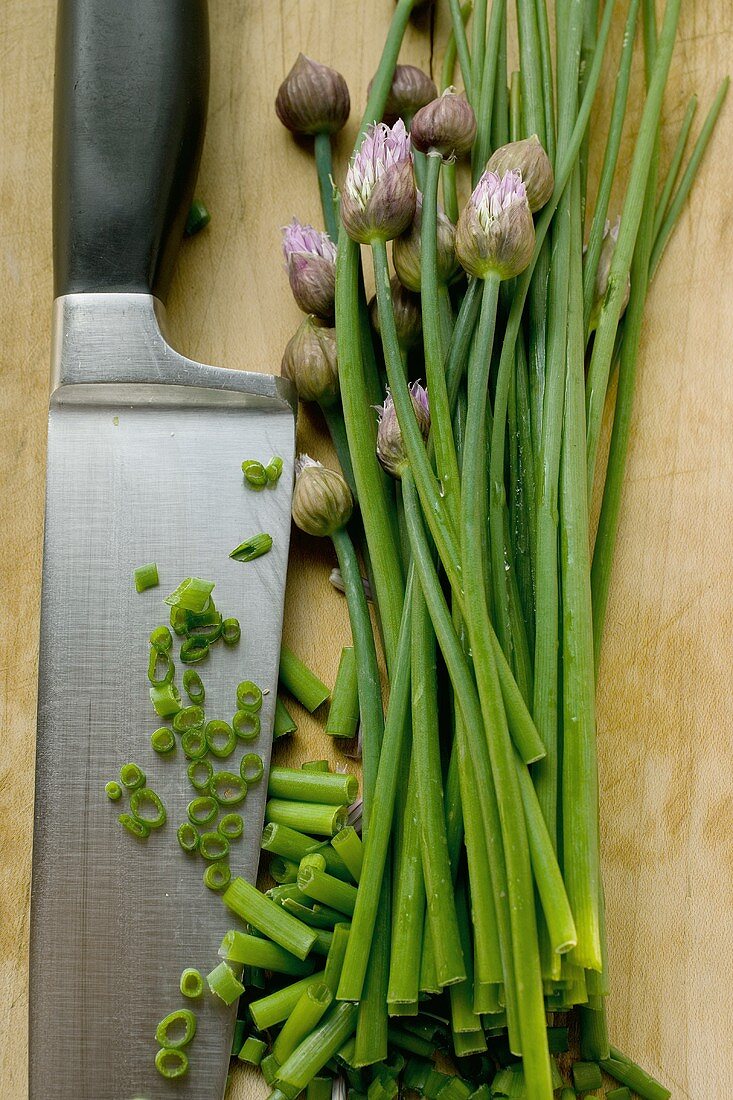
[29, 3, 296, 1098]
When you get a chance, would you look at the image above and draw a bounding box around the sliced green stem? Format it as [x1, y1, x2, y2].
[314, 131, 339, 241]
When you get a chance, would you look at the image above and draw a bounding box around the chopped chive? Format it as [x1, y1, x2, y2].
[184, 197, 211, 236]
[266, 456, 284, 483]
[150, 624, 173, 652]
[309, 928, 335, 956]
[134, 562, 159, 592]
[325, 647, 360, 738]
[236, 680, 264, 712]
[299, 853, 326, 875]
[199, 830, 230, 861]
[181, 729, 207, 759]
[323, 923, 351, 995]
[231, 1018, 247, 1057]
[170, 606, 190, 636]
[403, 1058, 433, 1091]
[239, 1036, 268, 1065]
[302, 760, 330, 773]
[265, 800, 348, 837]
[211, 771, 247, 807]
[606, 1090, 632, 1100]
[173, 705, 205, 733]
[204, 861, 232, 891]
[274, 982, 334, 1064]
[241, 753, 264, 785]
[572, 1062, 603, 1092]
[177, 822, 199, 853]
[155, 1047, 188, 1079]
[204, 720, 236, 758]
[150, 726, 175, 755]
[187, 796, 218, 826]
[261, 1053, 282, 1086]
[306, 1078, 332, 1100]
[368, 1074, 398, 1100]
[297, 867, 357, 917]
[147, 647, 174, 686]
[274, 697, 298, 737]
[178, 968, 204, 999]
[386, 1027, 437, 1059]
[207, 961, 245, 1005]
[119, 763, 145, 791]
[222, 877, 318, 960]
[156, 1008, 197, 1049]
[180, 636, 209, 664]
[219, 930, 316, 976]
[164, 576, 215, 614]
[130, 787, 166, 829]
[268, 767, 358, 806]
[279, 645, 330, 712]
[230, 533, 273, 562]
[218, 812, 244, 840]
[248, 971, 326, 1030]
[182, 669, 205, 704]
[233, 709, 260, 741]
[104, 780, 122, 801]
[186, 606, 222, 642]
[558, 1091, 576, 1100]
[243, 459, 268, 488]
[600, 1046, 672, 1100]
[282, 900, 337, 929]
[187, 758, 213, 792]
[150, 682, 182, 717]
[221, 617, 242, 645]
[275, 1002, 359, 1096]
[271, 857, 300, 884]
[118, 813, 149, 839]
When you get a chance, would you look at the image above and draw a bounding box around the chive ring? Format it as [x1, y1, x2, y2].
[105, 780, 122, 801]
[170, 606, 190, 636]
[150, 624, 173, 652]
[236, 680, 263, 712]
[205, 720, 237, 759]
[180, 968, 204, 999]
[130, 788, 167, 829]
[233, 709, 260, 742]
[221, 617, 241, 646]
[155, 1008, 197, 1049]
[242, 459, 268, 488]
[199, 831, 230, 861]
[119, 813, 150, 839]
[150, 682, 182, 717]
[155, 1047, 189, 1079]
[187, 796, 218, 826]
[173, 705, 205, 733]
[134, 562, 159, 592]
[182, 669, 205, 705]
[119, 762, 146, 790]
[203, 861, 232, 891]
[147, 647, 174, 687]
[218, 812, 244, 839]
[240, 753, 264, 784]
[150, 727, 176, 755]
[187, 758, 213, 792]
[266, 456, 284, 483]
[177, 822, 200, 853]
[181, 729, 207, 760]
[211, 771, 247, 807]
[180, 636, 209, 664]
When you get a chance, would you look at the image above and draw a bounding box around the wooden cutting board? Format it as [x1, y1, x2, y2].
[0, 2, 731, 1097]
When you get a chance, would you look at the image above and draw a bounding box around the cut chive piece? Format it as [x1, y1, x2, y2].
[600, 1046, 672, 1100]
[155, 1047, 188, 1079]
[279, 645, 330, 712]
[119, 813, 149, 839]
[187, 758, 213, 792]
[181, 729, 207, 759]
[302, 760, 330, 773]
[230, 533, 273, 562]
[150, 624, 173, 652]
[119, 763, 145, 791]
[150, 682, 182, 717]
[572, 1062, 603, 1092]
[248, 971, 327, 1030]
[219, 930, 316, 976]
[187, 796, 218, 826]
[273, 982, 334, 1063]
[243, 459, 268, 488]
[331, 827, 363, 882]
[267, 767, 358, 806]
[177, 822, 200, 853]
[180, 636, 209, 664]
[150, 726, 176, 755]
[222, 877, 318, 960]
[231, 1018, 247, 1057]
[205, 720, 237, 758]
[204, 861, 232, 891]
[173, 705, 205, 733]
[105, 781, 122, 801]
[147, 647, 174, 686]
[275, 1002, 359, 1096]
[266, 456, 284, 483]
[134, 562, 159, 592]
[184, 197, 211, 236]
[218, 812, 244, 840]
[606, 1090, 632, 1100]
[297, 867, 358, 916]
[325, 647, 359, 738]
[271, 857, 300, 884]
[130, 788, 166, 829]
[164, 576, 215, 614]
[236, 680, 264, 712]
[180, 967, 204, 998]
[307, 1078, 332, 1100]
[241, 753, 264, 785]
[233, 710, 260, 741]
[207, 961, 245, 1005]
[299, 853, 327, 875]
[282, 900, 338, 929]
[261, 822, 347, 878]
[323, 923, 351, 995]
[170, 606, 190, 636]
[266, 800, 347, 837]
[182, 669, 205, 704]
[239, 1036, 268, 1065]
[221, 617, 241, 645]
[274, 697, 298, 737]
[211, 771, 247, 806]
[200, 831, 230, 861]
[261, 1053, 281, 1085]
[156, 1008, 197, 1048]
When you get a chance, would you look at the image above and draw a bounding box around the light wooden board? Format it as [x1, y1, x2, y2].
[0, 2, 731, 1097]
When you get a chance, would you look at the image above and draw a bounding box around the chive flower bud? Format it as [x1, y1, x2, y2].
[410, 88, 477, 159]
[393, 191, 458, 291]
[369, 65, 438, 124]
[486, 135, 554, 213]
[590, 216, 631, 331]
[281, 317, 339, 406]
[455, 169, 535, 280]
[369, 276, 423, 350]
[340, 120, 416, 244]
[275, 54, 350, 136]
[282, 219, 337, 320]
[292, 456, 353, 537]
[375, 382, 430, 478]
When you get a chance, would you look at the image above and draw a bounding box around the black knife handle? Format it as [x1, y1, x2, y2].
[53, 0, 209, 301]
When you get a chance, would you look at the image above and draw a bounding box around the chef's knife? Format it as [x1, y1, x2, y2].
[29, 2, 296, 1097]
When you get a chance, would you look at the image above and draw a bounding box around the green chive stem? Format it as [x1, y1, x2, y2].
[279, 645, 330, 712]
[325, 647, 360, 739]
[222, 878, 317, 960]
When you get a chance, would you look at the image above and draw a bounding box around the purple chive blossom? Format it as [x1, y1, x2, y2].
[375, 381, 430, 478]
[281, 218, 337, 319]
[455, 168, 535, 280]
[340, 119, 416, 243]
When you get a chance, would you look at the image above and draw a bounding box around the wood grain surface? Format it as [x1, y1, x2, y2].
[1, 2, 731, 1097]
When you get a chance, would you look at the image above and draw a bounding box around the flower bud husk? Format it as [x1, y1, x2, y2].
[456, 169, 535, 280]
[369, 65, 438, 124]
[393, 192, 458, 291]
[486, 135, 554, 213]
[410, 89, 477, 158]
[275, 54, 350, 136]
[369, 276, 423, 351]
[590, 217, 631, 331]
[282, 219, 337, 319]
[292, 457, 353, 536]
[376, 383, 430, 478]
[341, 120, 416, 243]
[281, 316, 339, 406]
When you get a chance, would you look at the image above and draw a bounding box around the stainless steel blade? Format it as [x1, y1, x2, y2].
[29, 294, 297, 1100]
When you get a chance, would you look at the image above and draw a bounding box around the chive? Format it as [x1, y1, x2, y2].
[130, 787, 166, 829]
[275, 1002, 359, 1097]
[181, 729, 207, 760]
[266, 800, 347, 837]
[368, 1075, 398, 1100]
[261, 1055, 282, 1086]
[173, 705, 205, 733]
[306, 1078, 332, 1100]
[558, 1092, 576, 1100]
[180, 636, 209, 664]
[243, 459, 268, 488]
[182, 669, 205, 704]
[187, 796, 218, 826]
[266, 456, 284, 483]
[134, 562, 159, 592]
[388, 769, 425, 1010]
[207, 961, 245, 1005]
[164, 576, 214, 614]
[274, 697, 298, 738]
[220, 930, 316, 976]
[177, 822, 199, 853]
[330, 827, 362, 882]
[155, 1048, 188, 1079]
[262, 822, 347, 876]
[199, 830, 230, 861]
[237, 680, 264, 712]
[268, 883, 309, 904]
[187, 758, 213, 792]
[325, 647, 360, 738]
[179, 967, 204, 999]
[274, 982, 334, 1064]
[118, 813, 149, 839]
[105, 781, 122, 801]
[571, 1062, 602, 1092]
[249, 972, 327, 1031]
[241, 753, 264, 785]
[184, 197, 211, 236]
[233, 709, 260, 741]
[230, 1018, 247, 1057]
[239, 1036, 268, 1065]
[204, 720, 236, 758]
[218, 812, 244, 840]
[606, 1090, 631, 1100]
[579, 1004, 609, 1060]
[150, 726, 175, 755]
[147, 686, 181, 721]
[268, 767, 357, 807]
[600, 1046, 671, 1100]
[323, 922, 351, 995]
[222, 878, 318, 960]
[302, 760, 330, 773]
[271, 857, 300, 884]
[203, 861, 231, 891]
[156, 1008, 196, 1049]
[297, 867, 357, 916]
[147, 647, 174, 686]
[279, 645, 330, 712]
[170, 606, 190, 636]
[211, 770, 247, 806]
[282, 900, 336, 929]
[119, 762, 145, 790]
[403, 1059, 433, 1091]
[150, 624, 173, 652]
[230, 533, 273, 562]
[221, 617, 241, 645]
